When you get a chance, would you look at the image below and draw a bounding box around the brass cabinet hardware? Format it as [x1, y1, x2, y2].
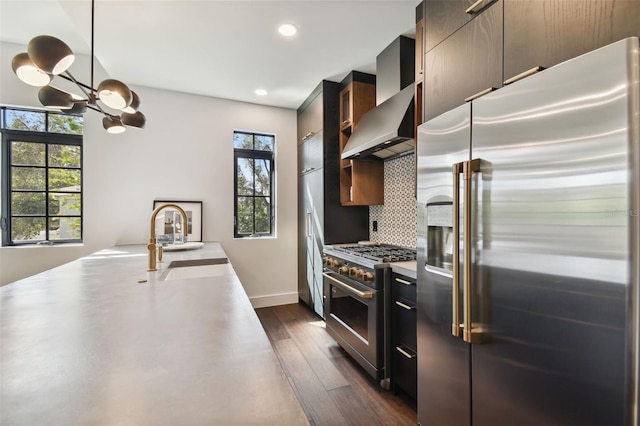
[465, 87, 497, 103]
[466, 0, 491, 14]
[395, 301, 415, 311]
[396, 346, 416, 359]
[503, 66, 545, 85]
[395, 277, 413, 286]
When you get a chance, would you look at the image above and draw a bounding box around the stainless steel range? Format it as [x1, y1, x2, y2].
[322, 243, 417, 387]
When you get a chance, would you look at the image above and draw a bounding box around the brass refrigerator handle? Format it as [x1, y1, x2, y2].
[451, 162, 463, 337]
[463, 159, 482, 344]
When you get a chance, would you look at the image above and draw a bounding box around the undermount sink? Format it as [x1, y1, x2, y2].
[160, 257, 234, 281]
[161, 241, 205, 252]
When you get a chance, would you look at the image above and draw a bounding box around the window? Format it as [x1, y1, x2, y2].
[233, 131, 275, 237]
[1, 107, 83, 246]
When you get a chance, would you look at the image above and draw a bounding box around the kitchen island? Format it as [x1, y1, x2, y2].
[0, 243, 308, 425]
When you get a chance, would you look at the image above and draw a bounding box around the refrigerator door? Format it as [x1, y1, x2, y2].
[417, 103, 472, 426]
[470, 37, 639, 425]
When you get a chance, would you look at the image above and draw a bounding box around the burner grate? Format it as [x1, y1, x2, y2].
[333, 244, 416, 263]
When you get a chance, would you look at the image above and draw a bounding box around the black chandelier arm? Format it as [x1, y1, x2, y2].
[86, 104, 120, 120]
[57, 71, 95, 95]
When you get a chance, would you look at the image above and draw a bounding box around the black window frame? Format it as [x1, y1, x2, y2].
[1, 107, 83, 246]
[233, 131, 275, 238]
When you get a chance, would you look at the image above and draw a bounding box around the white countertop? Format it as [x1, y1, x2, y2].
[391, 260, 417, 279]
[0, 243, 308, 426]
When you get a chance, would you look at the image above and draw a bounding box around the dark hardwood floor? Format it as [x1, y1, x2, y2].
[255, 303, 417, 426]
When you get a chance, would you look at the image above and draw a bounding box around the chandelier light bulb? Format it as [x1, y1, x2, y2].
[97, 79, 133, 110]
[11, 52, 51, 86]
[103, 116, 126, 134]
[27, 35, 75, 75]
[121, 91, 140, 113]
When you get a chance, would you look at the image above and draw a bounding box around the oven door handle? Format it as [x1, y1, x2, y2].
[323, 272, 374, 299]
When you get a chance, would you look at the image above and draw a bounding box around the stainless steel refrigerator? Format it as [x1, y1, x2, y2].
[416, 37, 639, 426]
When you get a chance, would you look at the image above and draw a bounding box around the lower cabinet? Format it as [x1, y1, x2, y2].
[390, 272, 417, 399]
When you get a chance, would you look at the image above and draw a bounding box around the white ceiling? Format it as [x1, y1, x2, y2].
[0, 0, 420, 110]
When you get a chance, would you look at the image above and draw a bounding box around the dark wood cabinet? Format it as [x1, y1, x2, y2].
[424, 0, 503, 121]
[424, 0, 498, 52]
[297, 90, 323, 147]
[298, 130, 323, 176]
[391, 272, 417, 400]
[504, 0, 640, 83]
[337, 72, 384, 206]
[297, 81, 369, 318]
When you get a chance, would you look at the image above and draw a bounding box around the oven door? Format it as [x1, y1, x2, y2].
[323, 270, 383, 379]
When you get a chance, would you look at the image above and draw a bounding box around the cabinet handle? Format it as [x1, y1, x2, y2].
[301, 131, 314, 142]
[395, 301, 415, 311]
[465, 0, 492, 14]
[305, 212, 312, 238]
[301, 167, 316, 174]
[395, 277, 413, 286]
[503, 66, 545, 85]
[396, 346, 416, 359]
[465, 87, 497, 103]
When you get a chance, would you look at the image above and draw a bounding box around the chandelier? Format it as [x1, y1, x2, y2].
[10, 0, 145, 134]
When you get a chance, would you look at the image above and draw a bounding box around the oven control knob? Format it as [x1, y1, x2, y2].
[363, 272, 374, 282]
[331, 259, 341, 268]
[338, 266, 349, 275]
[349, 267, 358, 277]
[355, 269, 365, 279]
[322, 257, 330, 266]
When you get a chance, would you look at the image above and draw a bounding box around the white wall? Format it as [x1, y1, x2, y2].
[0, 42, 299, 308]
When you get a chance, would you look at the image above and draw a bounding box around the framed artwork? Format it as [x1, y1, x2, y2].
[153, 200, 203, 243]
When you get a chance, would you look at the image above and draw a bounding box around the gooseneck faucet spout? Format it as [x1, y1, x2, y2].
[148, 203, 188, 271]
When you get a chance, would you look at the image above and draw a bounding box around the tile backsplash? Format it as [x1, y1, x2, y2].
[369, 153, 417, 248]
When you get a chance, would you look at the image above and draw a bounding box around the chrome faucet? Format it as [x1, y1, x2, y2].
[148, 203, 188, 271]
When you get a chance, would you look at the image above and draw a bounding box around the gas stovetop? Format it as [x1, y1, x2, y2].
[327, 244, 417, 264]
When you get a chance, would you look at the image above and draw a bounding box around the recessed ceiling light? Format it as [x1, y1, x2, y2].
[278, 24, 298, 37]
[255, 89, 268, 96]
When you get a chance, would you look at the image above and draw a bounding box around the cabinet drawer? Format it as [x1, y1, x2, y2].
[394, 300, 417, 350]
[393, 344, 417, 399]
[393, 274, 416, 303]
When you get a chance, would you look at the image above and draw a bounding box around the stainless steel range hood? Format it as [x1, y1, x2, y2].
[341, 83, 415, 160]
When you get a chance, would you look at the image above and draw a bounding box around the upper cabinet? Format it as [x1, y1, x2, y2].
[503, 0, 640, 83]
[339, 79, 376, 134]
[297, 130, 324, 176]
[337, 72, 384, 206]
[421, 0, 640, 122]
[424, 0, 503, 121]
[297, 88, 324, 147]
[424, 0, 497, 51]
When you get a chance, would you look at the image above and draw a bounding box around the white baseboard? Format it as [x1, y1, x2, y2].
[250, 292, 299, 309]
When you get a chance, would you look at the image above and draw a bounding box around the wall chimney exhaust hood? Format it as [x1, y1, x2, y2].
[341, 83, 415, 160]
